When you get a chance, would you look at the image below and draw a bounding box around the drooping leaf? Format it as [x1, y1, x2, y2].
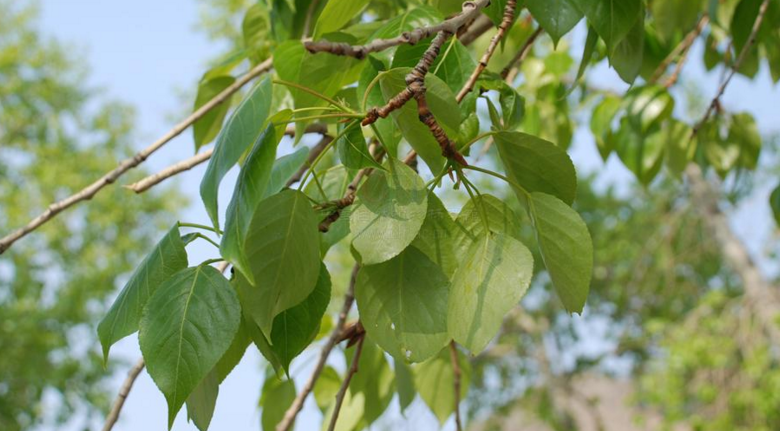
[414, 347, 471, 425]
[651, 0, 706, 41]
[98, 223, 188, 363]
[526, 0, 584, 46]
[448, 233, 534, 353]
[240, 189, 321, 338]
[192, 75, 236, 151]
[139, 266, 241, 428]
[260, 376, 296, 431]
[610, 10, 645, 84]
[411, 192, 458, 277]
[572, 26, 599, 89]
[356, 246, 450, 363]
[729, 112, 762, 170]
[575, 0, 643, 51]
[200, 76, 273, 230]
[528, 192, 593, 314]
[214, 319, 251, 383]
[269, 264, 331, 372]
[350, 158, 428, 265]
[264, 146, 310, 196]
[495, 131, 578, 206]
[313, 0, 370, 38]
[615, 117, 666, 185]
[337, 120, 383, 170]
[452, 194, 523, 259]
[186, 370, 219, 431]
[590, 95, 622, 160]
[221, 116, 290, 284]
[662, 119, 695, 177]
[347, 340, 395, 424]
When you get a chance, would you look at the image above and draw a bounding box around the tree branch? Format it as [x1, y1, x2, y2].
[449, 341, 463, 431]
[304, 0, 491, 59]
[692, 0, 769, 138]
[275, 264, 359, 431]
[0, 57, 274, 255]
[101, 358, 145, 431]
[501, 26, 543, 82]
[457, 0, 518, 102]
[326, 334, 365, 431]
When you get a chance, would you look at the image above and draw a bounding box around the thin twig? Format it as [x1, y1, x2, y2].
[501, 26, 543, 82]
[449, 341, 463, 431]
[275, 265, 359, 431]
[326, 334, 365, 431]
[0, 58, 274, 255]
[457, 0, 518, 102]
[692, 0, 769, 139]
[101, 358, 145, 431]
[304, 0, 491, 59]
[649, 15, 710, 85]
[286, 134, 334, 188]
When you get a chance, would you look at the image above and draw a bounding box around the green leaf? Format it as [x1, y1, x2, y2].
[221, 118, 289, 284]
[337, 120, 383, 170]
[186, 370, 219, 431]
[348, 340, 395, 423]
[305, 164, 353, 254]
[651, 0, 705, 41]
[731, 0, 764, 53]
[478, 78, 526, 131]
[615, 117, 666, 185]
[243, 2, 271, 63]
[269, 264, 331, 372]
[313, 0, 370, 38]
[214, 319, 251, 383]
[200, 76, 273, 231]
[575, 0, 643, 51]
[495, 131, 577, 206]
[350, 158, 428, 265]
[610, 10, 644, 84]
[240, 189, 321, 339]
[625, 86, 675, 134]
[241, 308, 283, 373]
[572, 26, 599, 88]
[590, 95, 622, 160]
[528, 192, 593, 314]
[662, 119, 695, 177]
[729, 112, 762, 170]
[770, 183, 780, 226]
[98, 223, 188, 363]
[321, 390, 364, 431]
[358, 57, 401, 156]
[415, 347, 471, 425]
[484, 0, 509, 26]
[193, 75, 236, 151]
[356, 246, 450, 363]
[265, 146, 310, 196]
[394, 360, 416, 413]
[313, 366, 342, 411]
[260, 376, 296, 431]
[139, 266, 241, 428]
[411, 192, 458, 277]
[379, 68, 460, 174]
[453, 194, 523, 259]
[526, 0, 583, 46]
[448, 233, 533, 353]
[393, 38, 477, 93]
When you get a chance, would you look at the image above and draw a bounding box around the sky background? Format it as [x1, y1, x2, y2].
[33, 1, 780, 430]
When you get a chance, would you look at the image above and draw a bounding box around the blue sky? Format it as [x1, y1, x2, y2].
[35, 1, 780, 430]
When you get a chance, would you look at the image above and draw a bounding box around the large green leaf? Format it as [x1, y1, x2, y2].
[260, 376, 296, 431]
[575, 0, 643, 51]
[186, 370, 218, 431]
[241, 189, 321, 338]
[350, 158, 428, 265]
[526, 0, 583, 46]
[448, 233, 533, 353]
[220, 119, 288, 284]
[414, 347, 471, 425]
[411, 192, 458, 277]
[452, 194, 523, 259]
[139, 266, 241, 427]
[379, 68, 460, 174]
[528, 192, 593, 314]
[200, 76, 273, 230]
[214, 319, 251, 383]
[314, 0, 370, 38]
[495, 131, 577, 206]
[97, 223, 188, 363]
[356, 246, 450, 363]
[269, 264, 331, 372]
[192, 75, 236, 151]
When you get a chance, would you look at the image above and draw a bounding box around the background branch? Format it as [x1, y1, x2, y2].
[101, 359, 145, 431]
[449, 341, 463, 431]
[501, 26, 543, 82]
[326, 334, 365, 431]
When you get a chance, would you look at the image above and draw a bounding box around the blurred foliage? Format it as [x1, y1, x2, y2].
[0, 2, 185, 430]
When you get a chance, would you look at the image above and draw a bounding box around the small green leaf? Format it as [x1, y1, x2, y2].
[411, 192, 458, 277]
[313, 366, 342, 411]
[609, 10, 644, 84]
[575, 0, 643, 51]
[260, 376, 296, 431]
[729, 112, 762, 170]
[590, 95, 622, 160]
[139, 266, 241, 428]
[662, 119, 695, 177]
[394, 360, 416, 413]
[615, 118, 666, 185]
[193, 76, 236, 151]
[98, 223, 188, 363]
[356, 246, 450, 363]
[269, 264, 332, 373]
[526, 0, 583, 46]
[415, 347, 471, 425]
[337, 121, 383, 170]
[264, 146, 310, 196]
[347, 340, 395, 424]
[495, 131, 578, 205]
[351, 158, 428, 265]
[651, 0, 706, 42]
[528, 193, 593, 314]
[200, 76, 273, 231]
[240, 190, 321, 339]
[448, 233, 533, 353]
[313, 0, 370, 38]
[453, 194, 523, 259]
[186, 370, 219, 431]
